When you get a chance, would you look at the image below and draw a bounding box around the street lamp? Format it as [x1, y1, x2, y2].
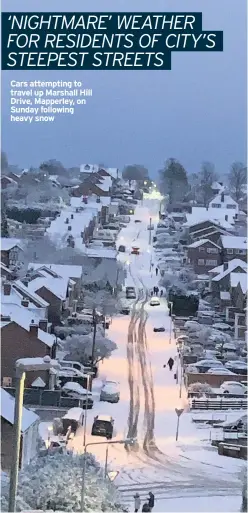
[82, 374, 91, 447]
[168, 301, 173, 344]
[8, 357, 61, 513]
[81, 438, 135, 511]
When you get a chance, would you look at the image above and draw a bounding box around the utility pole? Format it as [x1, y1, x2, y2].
[91, 308, 97, 365]
[149, 217, 152, 245]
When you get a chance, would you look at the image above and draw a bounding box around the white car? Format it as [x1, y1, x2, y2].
[220, 381, 248, 395]
[100, 381, 120, 403]
[149, 298, 160, 306]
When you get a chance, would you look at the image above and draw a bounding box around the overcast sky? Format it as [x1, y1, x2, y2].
[1, 0, 247, 177]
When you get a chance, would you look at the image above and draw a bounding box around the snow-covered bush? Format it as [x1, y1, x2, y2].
[62, 332, 117, 365]
[1, 453, 127, 512]
[188, 382, 213, 394]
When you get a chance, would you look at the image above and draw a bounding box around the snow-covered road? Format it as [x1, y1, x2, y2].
[70, 199, 243, 510]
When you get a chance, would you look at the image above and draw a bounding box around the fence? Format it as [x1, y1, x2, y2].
[218, 442, 247, 460]
[3, 387, 80, 408]
[190, 397, 247, 411]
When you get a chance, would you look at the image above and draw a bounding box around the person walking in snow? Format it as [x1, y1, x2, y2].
[142, 502, 150, 512]
[168, 357, 174, 371]
[153, 285, 156, 294]
[155, 267, 158, 276]
[160, 289, 163, 297]
[148, 492, 155, 511]
[134, 493, 141, 512]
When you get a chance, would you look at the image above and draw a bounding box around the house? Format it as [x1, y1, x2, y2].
[1, 388, 39, 471]
[211, 181, 226, 195]
[230, 273, 247, 311]
[167, 201, 192, 214]
[26, 274, 74, 325]
[185, 219, 233, 244]
[208, 258, 247, 278]
[1, 238, 23, 268]
[187, 239, 221, 274]
[219, 235, 247, 262]
[1, 314, 56, 387]
[210, 261, 247, 299]
[71, 181, 110, 198]
[209, 192, 239, 213]
[185, 203, 238, 226]
[28, 263, 83, 297]
[1, 175, 18, 189]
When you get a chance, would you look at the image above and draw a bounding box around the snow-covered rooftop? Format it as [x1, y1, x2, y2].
[1, 388, 39, 431]
[211, 181, 226, 192]
[82, 246, 117, 260]
[230, 272, 247, 293]
[107, 167, 119, 179]
[28, 263, 83, 280]
[2, 280, 49, 309]
[1, 238, 23, 251]
[27, 276, 69, 300]
[187, 239, 220, 249]
[209, 193, 238, 209]
[212, 265, 247, 283]
[70, 195, 111, 210]
[1, 306, 56, 347]
[220, 235, 247, 249]
[208, 259, 247, 275]
[184, 211, 234, 229]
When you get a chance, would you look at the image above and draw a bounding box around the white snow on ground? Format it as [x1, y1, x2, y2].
[152, 495, 241, 512]
[69, 199, 244, 511]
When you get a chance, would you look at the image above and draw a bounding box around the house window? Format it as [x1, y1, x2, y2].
[237, 249, 246, 255]
[199, 247, 205, 252]
[206, 259, 218, 266]
[2, 377, 12, 387]
[207, 248, 218, 254]
[227, 204, 236, 209]
[198, 259, 205, 265]
[212, 203, 221, 208]
[227, 249, 234, 254]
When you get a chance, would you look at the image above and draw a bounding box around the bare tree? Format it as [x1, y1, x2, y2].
[228, 162, 247, 202]
[199, 161, 217, 206]
[39, 159, 66, 176]
[122, 164, 149, 183]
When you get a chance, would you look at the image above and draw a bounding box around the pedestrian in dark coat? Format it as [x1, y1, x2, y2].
[160, 289, 163, 297]
[153, 285, 156, 294]
[148, 492, 155, 511]
[142, 503, 150, 512]
[168, 357, 174, 370]
[155, 267, 158, 276]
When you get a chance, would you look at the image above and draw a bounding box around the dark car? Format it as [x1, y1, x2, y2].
[153, 327, 165, 332]
[118, 245, 126, 252]
[135, 219, 141, 223]
[91, 415, 114, 439]
[121, 307, 130, 315]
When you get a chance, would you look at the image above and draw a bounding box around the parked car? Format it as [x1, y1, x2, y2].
[135, 219, 141, 223]
[149, 298, 160, 307]
[118, 245, 126, 252]
[131, 247, 140, 255]
[126, 287, 136, 299]
[100, 381, 120, 403]
[153, 326, 165, 332]
[91, 415, 114, 439]
[121, 307, 130, 315]
[220, 381, 247, 396]
[222, 415, 247, 433]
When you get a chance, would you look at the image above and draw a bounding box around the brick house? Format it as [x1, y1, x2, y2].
[1, 318, 56, 388]
[1, 388, 39, 471]
[230, 273, 247, 311]
[187, 239, 221, 274]
[28, 263, 83, 298]
[26, 275, 74, 325]
[0, 262, 15, 280]
[71, 182, 110, 198]
[219, 235, 247, 263]
[187, 220, 233, 244]
[1, 238, 23, 268]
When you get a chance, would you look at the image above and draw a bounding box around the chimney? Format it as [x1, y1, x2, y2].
[225, 215, 228, 221]
[39, 319, 48, 332]
[221, 192, 225, 202]
[223, 262, 228, 271]
[21, 299, 29, 307]
[3, 282, 11, 296]
[30, 320, 38, 337]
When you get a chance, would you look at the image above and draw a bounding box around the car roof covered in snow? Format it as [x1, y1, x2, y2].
[96, 414, 113, 421]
